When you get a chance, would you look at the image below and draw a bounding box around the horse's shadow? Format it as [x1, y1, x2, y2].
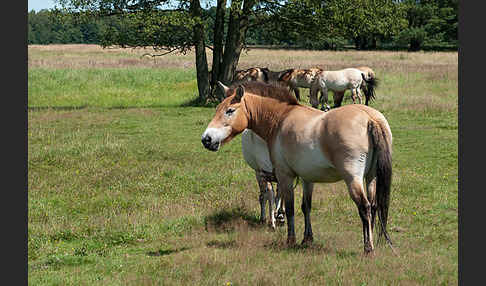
[263, 238, 361, 258]
[204, 206, 262, 233]
[146, 247, 191, 257]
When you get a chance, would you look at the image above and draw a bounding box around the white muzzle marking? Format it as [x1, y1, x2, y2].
[201, 127, 231, 151]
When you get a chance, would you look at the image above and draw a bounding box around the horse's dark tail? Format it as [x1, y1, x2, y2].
[368, 120, 393, 247]
[361, 73, 379, 106]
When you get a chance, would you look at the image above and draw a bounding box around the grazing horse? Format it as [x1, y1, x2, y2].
[234, 67, 269, 83]
[278, 68, 323, 102]
[242, 129, 285, 228]
[201, 81, 394, 255]
[332, 66, 379, 108]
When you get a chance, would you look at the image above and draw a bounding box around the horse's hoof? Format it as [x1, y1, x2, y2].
[301, 237, 313, 246]
[268, 221, 276, 231]
[363, 247, 375, 258]
[287, 236, 296, 246]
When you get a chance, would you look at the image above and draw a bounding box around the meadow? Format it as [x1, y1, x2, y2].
[28, 44, 458, 285]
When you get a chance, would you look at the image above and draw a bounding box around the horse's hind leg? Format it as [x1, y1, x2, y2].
[365, 174, 378, 235]
[345, 176, 374, 255]
[351, 88, 363, 104]
[356, 88, 363, 104]
[301, 180, 314, 245]
[333, 91, 345, 108]
[319, 87, 330, 111]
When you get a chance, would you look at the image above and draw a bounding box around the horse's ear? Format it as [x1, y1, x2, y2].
[235, 85, 245, 102]
[217, 81, 229, 97]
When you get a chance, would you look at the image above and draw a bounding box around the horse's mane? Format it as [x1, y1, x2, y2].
[228, 81, 299, 105]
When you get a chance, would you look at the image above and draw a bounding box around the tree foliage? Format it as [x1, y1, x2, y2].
[28, 0, 458, 101]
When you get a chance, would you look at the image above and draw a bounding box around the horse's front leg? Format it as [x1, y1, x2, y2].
[266, 181, 277, 229]
[309, 86, 319, 109]
[301, 180, 314, 245]
[277, 173, 297, 246]
[274, 183, 285, 225]
[319, 87, 330, 111]
[255, 170, 268, 225]
[292, 86, 301, 101]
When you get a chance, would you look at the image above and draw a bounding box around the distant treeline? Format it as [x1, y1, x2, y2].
[28, 0, 457, 51]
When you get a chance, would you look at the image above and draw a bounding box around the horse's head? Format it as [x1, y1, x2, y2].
[201, 81, 249, 151]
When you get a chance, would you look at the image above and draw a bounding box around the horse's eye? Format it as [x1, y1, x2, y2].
[225, 108, 235, 115]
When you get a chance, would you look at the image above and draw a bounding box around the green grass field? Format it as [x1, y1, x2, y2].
[28, 45, 458, 285]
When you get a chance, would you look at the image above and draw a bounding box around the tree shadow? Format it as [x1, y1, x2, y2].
[28, 105, 88, 111]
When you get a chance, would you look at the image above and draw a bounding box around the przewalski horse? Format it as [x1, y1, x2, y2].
[242, 129, 285, 228]
[310, 68, 369, 111]
[331, 66, 379, 108]
[234, 67, 291, 86]
[234, 67, 269, 83]
[277, 68, 323, 102]
[201, 81, 394, 256]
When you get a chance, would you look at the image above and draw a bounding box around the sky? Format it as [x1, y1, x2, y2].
[28, 0, 57, 12]
[28, 0, 218, 12]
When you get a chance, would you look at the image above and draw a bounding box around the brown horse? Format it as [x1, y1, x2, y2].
[234, 67, 268, 83]
[277, 68, 323, 102]
[201, 81, 394, 255]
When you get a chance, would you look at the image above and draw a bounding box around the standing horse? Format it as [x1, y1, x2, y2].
[242, 129, 285, 229]
[201, 81, 393, 255]
[310, 68, 366, 111]
[332, 66, 379, 108]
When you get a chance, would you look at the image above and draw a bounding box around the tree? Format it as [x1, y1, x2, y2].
[324, 0, 406, 50]
[55, 0, 278, 103]
[395, 0, 458, 51]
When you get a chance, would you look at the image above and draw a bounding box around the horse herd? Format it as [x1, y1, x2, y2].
[201, 66, 393, 256]
[233, 66, 379, 111]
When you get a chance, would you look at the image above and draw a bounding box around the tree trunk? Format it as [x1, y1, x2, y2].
[220, 0, 255, 84]
[210, 0, 227, 98]
[370, 34, 377, 50]
[190, 0, 210, 102]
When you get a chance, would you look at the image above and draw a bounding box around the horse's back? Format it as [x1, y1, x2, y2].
[321, 68, 362, 90]
[325, 105, 392, 145]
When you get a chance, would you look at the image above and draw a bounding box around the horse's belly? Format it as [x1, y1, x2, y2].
[290, 146, 342, 183]
[296, 164, 342, 183]
[324, 80, 348, 92]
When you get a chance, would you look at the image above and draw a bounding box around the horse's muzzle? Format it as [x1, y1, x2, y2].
[201, 135, 219, 151]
